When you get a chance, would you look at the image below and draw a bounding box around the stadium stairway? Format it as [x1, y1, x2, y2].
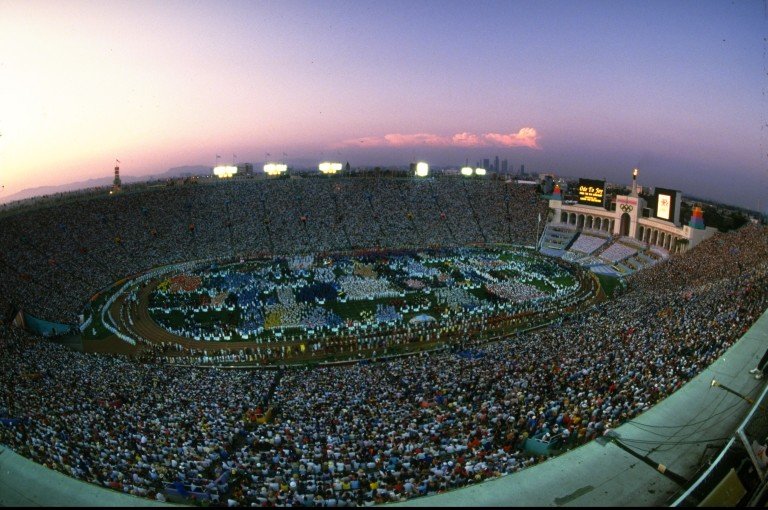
[590, 264, 625, 277]
[538, 224, 578, 258]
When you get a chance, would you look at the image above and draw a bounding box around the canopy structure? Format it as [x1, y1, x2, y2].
[408, 313, 436, 324]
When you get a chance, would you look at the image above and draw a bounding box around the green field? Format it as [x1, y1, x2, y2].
[597, 274, 625, 298]
[83, 247, 592, 349]
[97, 246, 593, 345]
[80, 293, 115, 340]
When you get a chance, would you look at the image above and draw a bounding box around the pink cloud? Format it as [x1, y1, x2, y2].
[483, 128, 540, 149]
[332, 128, 540, 149]
[451, 132, 482, 146]
[355, 136, 383, 145]
[383, 133, 447, 146]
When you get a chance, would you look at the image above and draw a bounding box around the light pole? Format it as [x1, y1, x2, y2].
[711, 379, 767, 411]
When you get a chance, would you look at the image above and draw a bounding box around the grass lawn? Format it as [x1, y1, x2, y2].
[597, 274, 625, 299]
[118, 245, 593, 345]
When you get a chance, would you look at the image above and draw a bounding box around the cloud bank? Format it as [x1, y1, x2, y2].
[333, 128, 540, 150]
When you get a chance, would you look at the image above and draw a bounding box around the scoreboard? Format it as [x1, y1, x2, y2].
[654, 187, 681, 224]
[577, 178, 605, 207]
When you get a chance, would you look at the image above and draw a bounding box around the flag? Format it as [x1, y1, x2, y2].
[12, 310, 27, 330]
[116, 159, 120, 164]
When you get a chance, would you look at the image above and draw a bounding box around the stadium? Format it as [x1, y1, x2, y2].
[1, 167, 768, 507]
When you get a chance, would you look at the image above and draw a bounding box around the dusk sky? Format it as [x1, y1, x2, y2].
[1, 0, 765, 211]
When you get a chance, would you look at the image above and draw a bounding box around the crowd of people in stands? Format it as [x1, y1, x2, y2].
[0, 176, 767, 506]
[0, 175, 544, 325]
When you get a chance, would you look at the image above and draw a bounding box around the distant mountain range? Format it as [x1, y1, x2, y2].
[2, 165, 212, 203]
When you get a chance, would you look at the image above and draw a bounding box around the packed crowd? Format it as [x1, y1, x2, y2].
[1, 220, 767, 506]
[0, 175, 545, 324]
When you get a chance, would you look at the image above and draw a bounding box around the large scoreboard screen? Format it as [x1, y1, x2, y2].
[654, 187, 681, 224]
[577, 178, 605, 207]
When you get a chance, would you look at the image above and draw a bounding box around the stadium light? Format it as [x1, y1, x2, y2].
[213, 165, 238, 179]
[415, 162, 429, 177]
[264, 163, 288, 176]
[711, 379, 763, 409]
[319, 162, 343, 175]
[475, 167, 486, 176]
[461, 166, 473, 176]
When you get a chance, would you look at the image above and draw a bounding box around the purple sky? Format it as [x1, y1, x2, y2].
[1, 0, 765, 211]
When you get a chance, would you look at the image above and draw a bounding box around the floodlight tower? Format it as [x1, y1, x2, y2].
[264, 163, 288, 176]
[461, 166, 485, 177]
[319, 162, 343, 175]
[213, 166, 238, 179]
[414, 162, 429, 177]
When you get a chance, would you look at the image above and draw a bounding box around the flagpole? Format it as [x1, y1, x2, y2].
[536, 212, 543, 250]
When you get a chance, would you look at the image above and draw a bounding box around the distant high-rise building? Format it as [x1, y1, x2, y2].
[501, 159, 508, 174]
[494, 156, 499, 173]
[540, 174, 555, 194]
[483, 158, 490, 170]
[237, 163, 253, 176]
[520, 164, 525, 175]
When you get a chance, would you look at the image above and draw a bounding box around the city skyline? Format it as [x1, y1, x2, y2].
[1, 0, 765, 211]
